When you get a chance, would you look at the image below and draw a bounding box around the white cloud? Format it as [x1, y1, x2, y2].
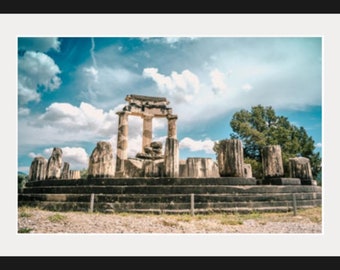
[242, 83, 253, 92]
[153, 118, 167, 131]
[28, 152, 41, 159]
[83, 66, 99, 82]
[18, 51, 61, 106]
[79, 66, 141, 109]
[19, 102, 153, 161]
[315, 142, 322, 148]
[210, 68, 227, 94]
[36, 102, 117, 137]
[143, 68, 200, 103]
[18, 37, 61, 53]
[179, 137, 216, 154]
[44, 146, 89, 170]
[18, 107, 30, 116]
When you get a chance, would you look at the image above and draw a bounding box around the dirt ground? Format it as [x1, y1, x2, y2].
[17, 206, 322, 234]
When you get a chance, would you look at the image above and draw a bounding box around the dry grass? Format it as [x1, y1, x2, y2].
[159, 207, 322, 225]
[17, 206, 322, 234]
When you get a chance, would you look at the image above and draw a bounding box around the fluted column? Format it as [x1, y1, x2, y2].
[142, 114, 153, 152]
[115, 111, 129, 176]
[167, 114, 178, 139]
[217, 139, 244, 177]
[262, 145, 284, 178]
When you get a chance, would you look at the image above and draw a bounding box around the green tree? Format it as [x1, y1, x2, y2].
[80, 168, 88, 179]
[18, 173, 28, 192]
[215, 105, 321, 180]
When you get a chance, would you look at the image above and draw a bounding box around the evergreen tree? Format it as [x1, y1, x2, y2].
[214, 105, 321, 179]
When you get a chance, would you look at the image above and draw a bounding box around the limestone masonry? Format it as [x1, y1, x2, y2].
[28, 94, 317, 185]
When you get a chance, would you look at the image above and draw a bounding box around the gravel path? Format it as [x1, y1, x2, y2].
[18, 208, 322, 234]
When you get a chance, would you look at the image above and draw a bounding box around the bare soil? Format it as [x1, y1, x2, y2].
[17, 206, 322, 234]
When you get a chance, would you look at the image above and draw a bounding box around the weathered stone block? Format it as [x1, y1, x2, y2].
[217, 139, 244, 177]
[29, 156, 47, 181]
[262, 145, 284, 178]
[183, 158, 219, 178]
[46, 147, 63, 180]
[88, 141, 115, 178]
[164, 137, 179, 177]
[61, 162, 70, 179]
[243, 163, 253, 178]
[289, 157, 313, 181]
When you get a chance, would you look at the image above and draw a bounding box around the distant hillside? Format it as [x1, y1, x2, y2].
[18, 171, 28, 176]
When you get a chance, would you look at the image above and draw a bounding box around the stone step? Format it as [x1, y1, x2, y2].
[18, 192, 322, 203]
[24, 177, 258, 187]
[21, 184, 322, 195]
[18, 199, 321, 214]
[19, 177, 322, 214]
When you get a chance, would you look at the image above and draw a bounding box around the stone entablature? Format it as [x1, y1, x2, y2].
[123, 94, 172, 117]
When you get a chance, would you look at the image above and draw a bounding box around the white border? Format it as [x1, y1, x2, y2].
[2, 13, 339, 256]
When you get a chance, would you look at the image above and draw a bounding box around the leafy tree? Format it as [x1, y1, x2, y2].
[80, 168, 88, 179]
[18, 174, 28, 192]
[214, 105, 322, 180]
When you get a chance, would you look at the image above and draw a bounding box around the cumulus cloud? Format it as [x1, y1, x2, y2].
[179, 137, 216, 154]
[19, 102, 152, 161]
[36, 102, 117, 137]
[18, 37, 61, 53]
[143, 68, 200, 103]
[210, 68, 227, 94]
[18, 51, 62, 106]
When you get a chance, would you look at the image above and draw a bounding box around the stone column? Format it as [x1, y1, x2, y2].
[142, 114, 153, 152]
[217, 139, 244, 177]
[289, 157, 313, 181]
[262, 145, 284, 178]
[69, 170, 81, 179]
[243, 163, 253, 178]
[61, 162, 70, 179]
[167, 114, 178, 139]
[115, 111, 129, 176]
[29, 156, 47, 181]
[46, 147, 63, 179]
[88, 141, 115, 178]
[164, 137, 179, 177]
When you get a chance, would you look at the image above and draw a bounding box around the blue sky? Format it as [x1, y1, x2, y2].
[17, 37, 322, 174]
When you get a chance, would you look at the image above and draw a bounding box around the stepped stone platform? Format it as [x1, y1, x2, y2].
[18, 177, 322, 214]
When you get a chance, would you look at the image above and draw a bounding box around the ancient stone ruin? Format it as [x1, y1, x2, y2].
[262, 145, 284, 178]
[27, 94, 317, 186]
[87, 141, 115, 179]
[28, 147, 80, 181]
[22, 94, 321, 214]
[289, 156, 315, 185]
[46, 147, 63, 179]
[29, 156, 47, 181]
[115, 94, 179, 177]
